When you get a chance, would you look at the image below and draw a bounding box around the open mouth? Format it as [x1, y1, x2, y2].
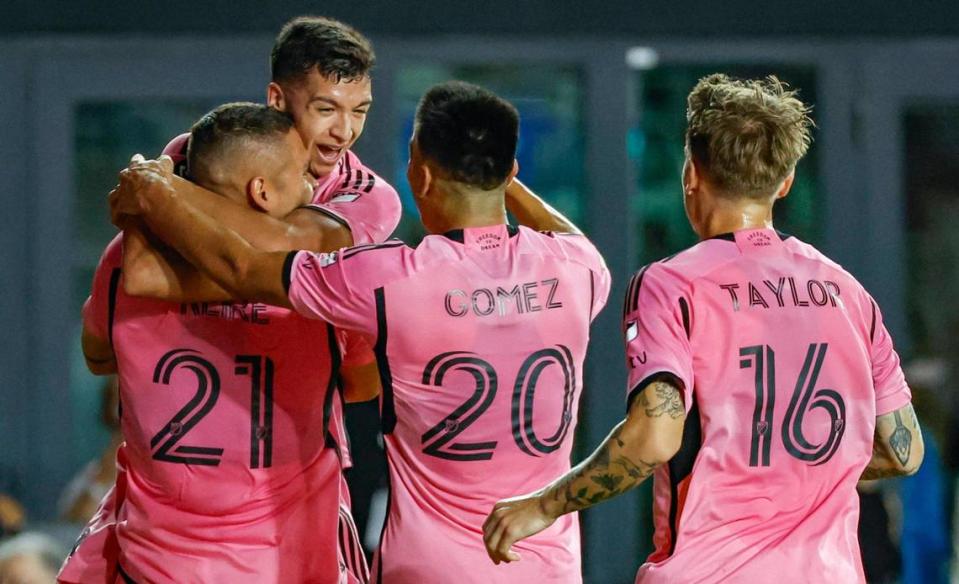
[315, 144, 343, 164]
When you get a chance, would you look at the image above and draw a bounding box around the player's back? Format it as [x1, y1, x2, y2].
[87, 235, 345, 584]
[627, 228, 910, 583]
[323, 224, 609, 583]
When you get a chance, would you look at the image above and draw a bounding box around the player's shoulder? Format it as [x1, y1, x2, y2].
[99, 232, 125, 269]
[339, 238, 408, 257]
[335, 151, 398, 196]
[516, 226, 606, 270]
[643, 237, 734, 285]
[294, 238, 413, 293]
[782, 234, 866, 289]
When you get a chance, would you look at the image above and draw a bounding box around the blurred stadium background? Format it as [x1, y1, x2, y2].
[1, 1, 958, 582]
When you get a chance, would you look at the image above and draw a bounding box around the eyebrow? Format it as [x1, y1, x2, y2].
[307, 96, 373, 108]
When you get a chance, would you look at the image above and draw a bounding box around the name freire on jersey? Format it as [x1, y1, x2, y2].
[444, 278, 563, 318]
[719, 277, 842, 311]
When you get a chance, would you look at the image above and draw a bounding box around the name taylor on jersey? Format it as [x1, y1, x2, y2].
[718, 276, 843, 312]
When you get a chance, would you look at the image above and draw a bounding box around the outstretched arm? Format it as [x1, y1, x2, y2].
[483, 378, 686, 564]
[861, 402, 924, 480]
[505, 178, 581, 235]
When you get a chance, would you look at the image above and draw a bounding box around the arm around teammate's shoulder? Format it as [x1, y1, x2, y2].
[862, 402, 924, 480]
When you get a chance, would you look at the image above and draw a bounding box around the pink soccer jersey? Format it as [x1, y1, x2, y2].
[65, 234, 366, 584]
[622, 228, 912, 584]
[307, 149, 401, 247]
[160, 133, 398, 470]
[286, 224, 611, 584]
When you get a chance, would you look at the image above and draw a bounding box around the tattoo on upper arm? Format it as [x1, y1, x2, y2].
[889, 410, 912, 466]
[639, 381, 685, 419]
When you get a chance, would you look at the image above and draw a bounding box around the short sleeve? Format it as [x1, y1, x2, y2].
[82, 234, 124, 342]
[309, 159, 402, 245]
[587, 252, 611, 322]
[868, 299, 912, 415]
[550, 232, 611, 322]
[284, 244, 399, 335]
[622, 264, 695, 412]
[161, 132, 191, 177]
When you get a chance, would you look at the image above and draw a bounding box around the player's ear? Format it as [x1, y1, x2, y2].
[266, 82, 286, 112]
[774, 169, 795, 201]
[683, 155, 702, 196]
[407, 159, 432, 201]
[505, 159, 519, 185]
[246, 177, 270, 213]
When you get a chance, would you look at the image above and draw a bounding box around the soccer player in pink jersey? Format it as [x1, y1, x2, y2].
[63, 103, 378, 584]
[482, 74, 926, 583]
[63, 16, 396, 584]
[108, 80, 611, 583]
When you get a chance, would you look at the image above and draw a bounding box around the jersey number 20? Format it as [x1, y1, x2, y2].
[420, 347, 576, 461]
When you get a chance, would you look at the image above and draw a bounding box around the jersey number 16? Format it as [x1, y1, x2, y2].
[741, 343, 846, 467]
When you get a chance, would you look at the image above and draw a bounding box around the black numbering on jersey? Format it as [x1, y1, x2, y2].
[740, 343, 846, 467]
[420, 346, 575, 461]
[151, 350, 275, 468]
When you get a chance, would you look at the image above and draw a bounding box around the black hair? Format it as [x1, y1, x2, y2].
[187, 102, 294, 183]
[271, 16, 375, 84]
[415, 81, 519, 190]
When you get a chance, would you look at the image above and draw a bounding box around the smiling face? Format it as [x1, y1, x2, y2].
[268, 70, 372, 180]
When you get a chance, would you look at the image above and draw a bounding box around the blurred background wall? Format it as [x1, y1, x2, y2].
[2, 2, 958, 582]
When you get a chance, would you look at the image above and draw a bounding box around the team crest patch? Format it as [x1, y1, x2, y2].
[319, 252, 339, 267]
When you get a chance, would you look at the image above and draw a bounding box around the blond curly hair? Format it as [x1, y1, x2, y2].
[685, 74, 814, 199]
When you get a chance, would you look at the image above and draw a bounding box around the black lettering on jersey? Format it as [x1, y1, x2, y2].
[807, 280, 829, 307]
[788, 277, 810, 307]
[824, 281, 841, 308]
[763, 278, 787, 307]
[720, 283, 741, 311]
[472, 289, 496, 316]
[723, 277, 841, 313]
[496, 286, 523, 316]
[523, 282, 541, 312]
[178, 302, 272, 325]
[445, 279, 563, 318]
[748, 283, 769, 309]
[544, 278, 563, 309]
[445, 290, 469, 317]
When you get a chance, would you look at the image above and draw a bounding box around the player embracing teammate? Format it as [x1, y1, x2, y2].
[67, 25, 922, 583]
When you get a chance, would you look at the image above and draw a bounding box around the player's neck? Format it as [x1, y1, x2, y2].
[196, 178, 245, 207]
[697, 196, 775, 240]
[430, 206, 508, 233]
[426, 182, 508, 233]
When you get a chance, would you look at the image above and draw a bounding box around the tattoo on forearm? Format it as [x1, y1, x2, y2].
[889, 410, 912, 466]
[549, 427, 658, 515]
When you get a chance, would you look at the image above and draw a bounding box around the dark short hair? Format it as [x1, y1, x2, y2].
[686, 73, 814, 199]
[271, 16, 375, 84]
[415, 81, 519, 190]
[187, 102, 295, 184]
